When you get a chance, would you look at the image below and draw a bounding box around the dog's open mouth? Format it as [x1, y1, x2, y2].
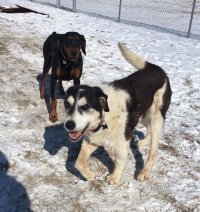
[68, 125, 88, 142]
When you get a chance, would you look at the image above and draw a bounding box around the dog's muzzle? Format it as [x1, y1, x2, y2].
[65, 121, 89, 142]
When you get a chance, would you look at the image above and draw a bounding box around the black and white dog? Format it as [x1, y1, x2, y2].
[64, 42, 172, 184]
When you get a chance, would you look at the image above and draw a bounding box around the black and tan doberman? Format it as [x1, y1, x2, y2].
[40, 31, 86, 122]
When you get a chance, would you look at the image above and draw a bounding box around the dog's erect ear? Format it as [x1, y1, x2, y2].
[94, 87, 109, 112]
[80, 35, 86, 55]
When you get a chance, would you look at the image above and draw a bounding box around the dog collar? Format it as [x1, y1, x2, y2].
[61, 47, 67, 64]
[93, 122, 108, 133]
[92, 113, 108, 133]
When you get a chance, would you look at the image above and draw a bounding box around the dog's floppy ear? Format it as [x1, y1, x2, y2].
[80, 35, 86, 55]
[58, 34, 66, 47]
[57, 38, 61, 48]
[94, 87, 109, 112]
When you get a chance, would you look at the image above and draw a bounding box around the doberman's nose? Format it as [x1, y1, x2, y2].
[71, 49, 77, 57]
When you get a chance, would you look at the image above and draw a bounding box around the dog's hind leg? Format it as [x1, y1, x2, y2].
[49, 74, 58, 122]
[106, 140, 129, 184]
[75, 141, 98, 181]
[138, 83, 167, 181]
[138, 111, 152, 148]
[138, 126, 151, 148]
[137, 111, 163, 181]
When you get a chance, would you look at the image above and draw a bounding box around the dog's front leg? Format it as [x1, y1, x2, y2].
[58, 79, 65, 95]
[49, 75, 58, 122]
[40, 75, 47, 98]
[106, 141, 129, 185]
[75, 141, 97, 181]
[73, 79, 80, 85]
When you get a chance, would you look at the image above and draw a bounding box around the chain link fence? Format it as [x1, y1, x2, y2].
[31, 0, 200, 39]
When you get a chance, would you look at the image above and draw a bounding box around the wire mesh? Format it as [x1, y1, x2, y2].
[75, 0, 121, 20]
[190, 0, 200, 38]
[120, 0, 195, 37]
[59, 0, 73, 10]
[29, 0, 200, 39]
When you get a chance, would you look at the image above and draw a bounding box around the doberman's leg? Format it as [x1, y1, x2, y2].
[71, 68, 81, 86]
[49, 74, 58, 122]
[73, 79, 80, 85]
[58, 79, 65, 95]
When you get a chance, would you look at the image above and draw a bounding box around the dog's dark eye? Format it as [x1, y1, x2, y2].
[64, 101, 71, 109]
[81, 104, 90, 111]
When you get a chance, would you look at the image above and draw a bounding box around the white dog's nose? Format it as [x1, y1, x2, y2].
[65, 120, 76, 131]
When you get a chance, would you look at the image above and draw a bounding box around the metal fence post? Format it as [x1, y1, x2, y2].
[118, 0, 122, 22]
[73, 0, 77, 12]
[187, 0, 196, 38]
[56, 0, 61, 8]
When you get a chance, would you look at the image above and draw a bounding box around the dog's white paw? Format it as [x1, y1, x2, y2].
[78, 169, 95, 181]
[84, 170, 96, 181]
[137, 167, 151, 181]
[75, 163, 95, 181]
[105, 174, 121, 185]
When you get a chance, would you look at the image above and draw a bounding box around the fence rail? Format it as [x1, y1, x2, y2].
[31, 0, 200, 39]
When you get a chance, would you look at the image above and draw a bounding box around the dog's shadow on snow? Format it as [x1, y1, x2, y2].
[43, 123, 115, 181]
[43, 123, 144, 181]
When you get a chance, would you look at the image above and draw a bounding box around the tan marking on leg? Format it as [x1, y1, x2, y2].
[70, 68, 81, 79]
[49, 99, 57, 122]
[40, 74, 48, 98]
[40, 82, 46, 98]
[56, 67, 62, 78]
[75, 141, 97, 181]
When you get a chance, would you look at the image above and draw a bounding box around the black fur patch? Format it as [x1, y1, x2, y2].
[65, 85, 109, 117]
[111, 62, 172, 140]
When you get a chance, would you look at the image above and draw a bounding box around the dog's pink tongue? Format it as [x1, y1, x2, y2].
[69, 131, 82, 140]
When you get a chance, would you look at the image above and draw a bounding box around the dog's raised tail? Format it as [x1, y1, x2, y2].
[118, 42, 146, 70]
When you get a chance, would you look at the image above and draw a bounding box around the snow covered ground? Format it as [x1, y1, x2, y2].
[0, 0, 200, 211]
